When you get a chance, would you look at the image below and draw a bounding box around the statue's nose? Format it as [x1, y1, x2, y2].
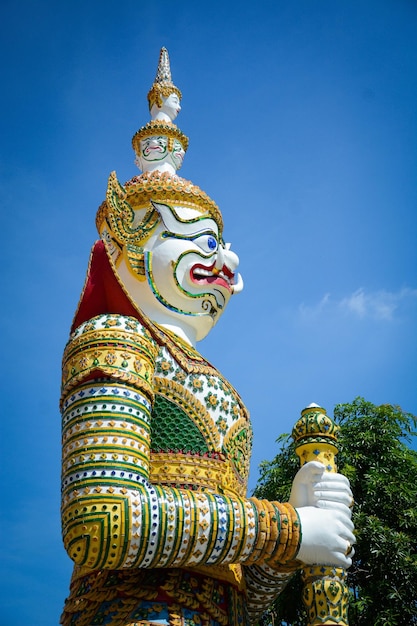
[213, 244, 240, 274]
[214, 245, 225, 271]
[222, 246, 239, 272]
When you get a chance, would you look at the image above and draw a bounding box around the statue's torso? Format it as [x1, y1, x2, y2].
[149, 328, 252, 500]
[61, 313, 252, 626]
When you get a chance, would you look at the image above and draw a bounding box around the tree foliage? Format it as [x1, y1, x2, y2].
[254, 397, 417, 626]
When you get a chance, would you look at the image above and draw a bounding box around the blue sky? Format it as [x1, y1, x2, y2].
[1, 1, 416, 624]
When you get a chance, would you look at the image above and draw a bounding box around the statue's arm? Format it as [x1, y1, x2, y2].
[244, 562, 297, 623]
[60, 315, 302, 572]
[243, 461, 355, 622]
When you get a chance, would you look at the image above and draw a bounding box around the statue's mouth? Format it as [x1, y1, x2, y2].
[190, 262, 234, 292]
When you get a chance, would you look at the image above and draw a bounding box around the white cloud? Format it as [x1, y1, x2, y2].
[339, 287, 417, 321]
[299, 287, 417, 321]
[298, 293, 331, 317]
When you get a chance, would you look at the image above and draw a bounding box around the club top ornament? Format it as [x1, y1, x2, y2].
[60, 48, 355, 626]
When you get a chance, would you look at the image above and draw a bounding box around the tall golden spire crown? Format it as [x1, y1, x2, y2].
[133, 47, 188, 175]
[97, 47, 224, 249]
[147, 47, 182, 110]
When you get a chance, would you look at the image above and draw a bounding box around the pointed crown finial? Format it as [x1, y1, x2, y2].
[155, 47, 172, 84]
[147, 47, 182, 111]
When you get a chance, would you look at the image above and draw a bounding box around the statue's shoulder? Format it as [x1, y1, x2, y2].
[69, 313, 156, 345]
[61, 314, 159, 406]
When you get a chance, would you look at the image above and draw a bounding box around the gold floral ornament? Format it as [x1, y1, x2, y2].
[125, 171, 223, 230]
[292, 404, 339, 471]
[97, 171, 160, 247]
[95, 171, 160, 275]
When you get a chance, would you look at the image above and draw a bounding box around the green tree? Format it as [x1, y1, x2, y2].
[254, 397, 417, 626]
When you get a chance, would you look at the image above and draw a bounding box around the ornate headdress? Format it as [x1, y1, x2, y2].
[132, 47, 188, 171]
[97, 47, 223, 251]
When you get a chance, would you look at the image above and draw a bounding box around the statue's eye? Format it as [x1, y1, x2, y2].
[192, 233, 218, 253]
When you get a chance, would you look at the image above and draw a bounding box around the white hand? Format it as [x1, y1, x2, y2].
[296, 506, 355, 568]
[290, 461, 353, 513]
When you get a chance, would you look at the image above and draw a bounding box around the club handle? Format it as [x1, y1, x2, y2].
[292, 405, 349, 626]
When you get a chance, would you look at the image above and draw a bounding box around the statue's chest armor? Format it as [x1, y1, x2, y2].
[149, 343, 252, 497]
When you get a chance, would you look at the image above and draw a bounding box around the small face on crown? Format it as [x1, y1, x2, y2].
[151, 91, 181, 122]
[140, 136, 168, 162]
[163, 92, 181, 118]
[135, 134, 186, 173]
[171, 139, 185, 169]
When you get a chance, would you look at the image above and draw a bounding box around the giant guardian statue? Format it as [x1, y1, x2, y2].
[60, 48, 354, 626]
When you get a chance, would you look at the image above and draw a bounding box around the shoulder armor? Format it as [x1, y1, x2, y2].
[61, 314, 158, 406]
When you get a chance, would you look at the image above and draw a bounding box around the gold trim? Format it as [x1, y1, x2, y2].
[124, 171, 223, 231]
[149, 451, 245, 498]
[132, 119, 189, 154]
[223, 418, 252, 487]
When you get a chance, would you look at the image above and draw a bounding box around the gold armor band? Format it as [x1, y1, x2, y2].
[61, 318, 159, 405]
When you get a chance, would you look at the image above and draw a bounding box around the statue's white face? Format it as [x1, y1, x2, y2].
[115, 203, 243, 343]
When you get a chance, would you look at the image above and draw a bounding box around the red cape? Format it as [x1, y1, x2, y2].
[71, 240, 140, 332]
